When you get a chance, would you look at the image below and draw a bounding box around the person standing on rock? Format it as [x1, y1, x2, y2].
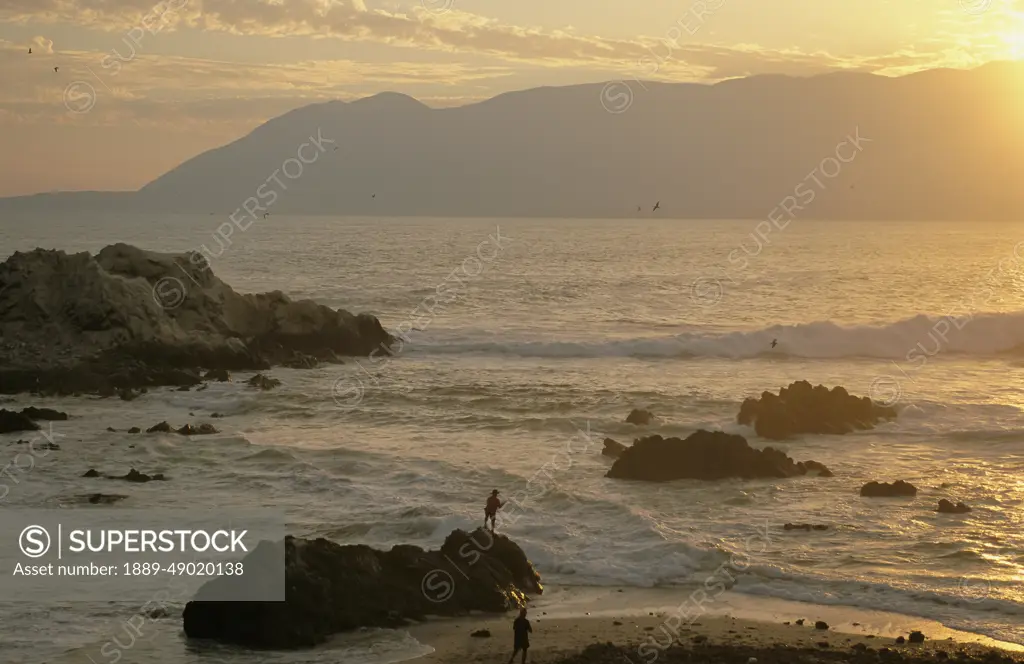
[485, 489, 503, 532]
[508, 607, 532, 664]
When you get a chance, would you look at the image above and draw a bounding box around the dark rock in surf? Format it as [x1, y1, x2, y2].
[816, 621, 830, 630]
[626, 408, 654, 426]
[115, 468, 167, 483]
[605, 430, 833, 482]
[0, 244, 393, 396]
[247, 373, 281, 390]
[176, 423, 219, 436]
[737, 381, 897, 440]
[85, 467, 166, 482]
[471, 629, 492, 638]
[784, 524, 830, 531]
[282, 352, 319, 369]
[147, 421, 172, 433]
[106, 426, 116, 432]
[0, 409, 39, 433]
[182, 527, 542, 649]
[20, 407, 67, 420]
[83, 493, 128, 505]
[909, 631, 925, 643]
[127, 427, 141, 434]
[204, 368, 230, 382]
[602, 438, 627, 458]
[860, 480, 917, 497]
[937, 499, 971, 514]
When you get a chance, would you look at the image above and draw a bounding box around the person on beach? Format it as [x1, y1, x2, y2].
[485, 489, 503, 532]
[508, 607, 532, 664]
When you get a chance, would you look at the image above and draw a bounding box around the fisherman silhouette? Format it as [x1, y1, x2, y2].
[484, 490, 503, 532]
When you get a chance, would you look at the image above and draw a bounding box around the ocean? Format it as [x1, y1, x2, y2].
[1, 214, 1022, 663]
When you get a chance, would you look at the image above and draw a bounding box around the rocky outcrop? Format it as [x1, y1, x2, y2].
[737, 381, 897, 440]
[182, 528, 542, 649]
[602, 438, 627, 458]
[20, 407, 67, 420]
[0, 409, 40, 433]
[0, 244, 393, 395]
[605, 430, 833, 482]
[246, 374, 281, 390]
[937, 499, 971, 514]
[626, 408, 654, 425]
[204, 368, 230, 382]
[83, 468, 167, 482]
[860, 480, 917, 497]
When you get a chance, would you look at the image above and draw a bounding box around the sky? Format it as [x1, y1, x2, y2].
[1, 0, 1023, 197]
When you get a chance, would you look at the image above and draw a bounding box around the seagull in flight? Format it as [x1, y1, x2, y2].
[652, 201, 660, 212]
[54, 66, 59, 73]
[771, 339, 778, 348]
[371, 193, 375, 198]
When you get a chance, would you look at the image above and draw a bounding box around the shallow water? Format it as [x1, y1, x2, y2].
[1, 215, 1023, 662]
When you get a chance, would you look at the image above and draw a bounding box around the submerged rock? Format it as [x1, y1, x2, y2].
[176, 423, 219, 436]
[146, 421, 172, 433]
[784, 524, 830, 531]
[937, 499, 971, 514]
[246, 373, 281, 390]
[182, 528, 543, 649]
[602, 438, 627, 458]
[605, 430, 833, 482]
[83, 467, 167, 482]
[860, 480, 917, 497]
[0, 244, 393, 395]
[737, 381, 897, 440]
[626, 408, 654, 425]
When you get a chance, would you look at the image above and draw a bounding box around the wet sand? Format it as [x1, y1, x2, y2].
[406, 587, 1023, 664]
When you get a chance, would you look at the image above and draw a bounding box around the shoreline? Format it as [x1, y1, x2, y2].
[398, 587, 1023, 664]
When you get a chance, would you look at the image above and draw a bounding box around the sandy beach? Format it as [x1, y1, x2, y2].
[405, 587, 1024, 664]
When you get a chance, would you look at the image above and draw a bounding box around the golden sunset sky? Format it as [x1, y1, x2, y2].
[1, 0, 1022, 196]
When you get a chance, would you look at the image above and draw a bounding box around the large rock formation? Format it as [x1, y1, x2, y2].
[182, 528, 543, 649]
[737, 381, 897, 440]
[0, 244, 393, 394]
[605, 430, 833, 482]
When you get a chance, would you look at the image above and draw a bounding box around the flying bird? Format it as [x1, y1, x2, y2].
[263, 213, 269, 219]
[28, 48, 32, 54]
[371, 193, 375, 198]
[652, 201, 660, 212]
[636, 205, 641, 212]
[771, 339, 778, 348]
[54, 66, 59, 73]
